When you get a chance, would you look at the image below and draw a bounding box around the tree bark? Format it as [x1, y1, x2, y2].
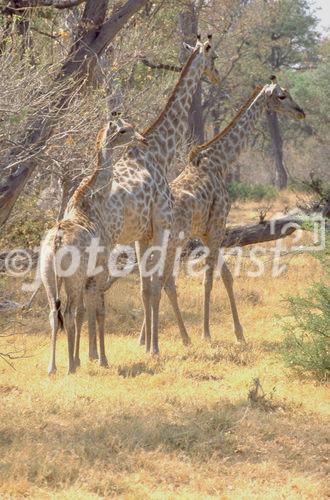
[267, 110, 288, 189]
[0, 0, 147, 228]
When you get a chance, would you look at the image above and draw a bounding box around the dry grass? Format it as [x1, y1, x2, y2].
[0, 193, 329, 499]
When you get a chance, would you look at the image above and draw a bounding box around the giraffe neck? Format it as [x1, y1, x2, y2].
[67, 140, 115, 215]
[143, 50, 205, 172]
[192, 87, 266, 176]
[89, 146, 115, 194]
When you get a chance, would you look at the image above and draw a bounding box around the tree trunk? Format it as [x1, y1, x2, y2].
[267, 110, 288, 189]
[0, 0, 147, 228]
[178, 2, 204, 144]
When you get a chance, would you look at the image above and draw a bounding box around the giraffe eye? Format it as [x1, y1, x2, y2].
[278, 95, 286, 100]
[119, 129, 126, 134]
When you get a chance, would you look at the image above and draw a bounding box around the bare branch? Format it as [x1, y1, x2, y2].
[139, 57, 182, 73]
[0, 0, 86, 10]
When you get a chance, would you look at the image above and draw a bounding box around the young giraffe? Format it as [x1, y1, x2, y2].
[42, 36, 219, 372]
[41, 116, 147, 374]
[138, 76, 305, 344]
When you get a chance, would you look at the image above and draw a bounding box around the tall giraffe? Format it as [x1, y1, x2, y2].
[41, 116, 147, 374]
[41, 36, 219, 373]
[138, 77, 305, 344]
[101, 36, 218, 356]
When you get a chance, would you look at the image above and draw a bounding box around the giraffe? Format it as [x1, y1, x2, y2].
[138, 76, 305, 344]
[97, 35, 219, 357]
[41, 36, 219, 372]
[40, 115, 147, 374]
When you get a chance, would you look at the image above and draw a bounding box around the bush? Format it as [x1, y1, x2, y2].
[227, 182, 278, 202]
[281, 284, 330, 380]
[0, 193, 55, 250]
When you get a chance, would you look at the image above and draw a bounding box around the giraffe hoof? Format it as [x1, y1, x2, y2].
[182, 337, 192, 346]
[48, 365, 57, 376]
[138, 337, 146, 346]
[202, 333, 211, 342]
[89, 353, 99, 361]
[150, 348, 159, 356]
[67, 366, 76, 375]
[99, 356, 109, 368]
[235, 325, 246, 344]
[74, 357, 81, 368]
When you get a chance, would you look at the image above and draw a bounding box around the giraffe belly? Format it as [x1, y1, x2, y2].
[117, 195, 153, 244]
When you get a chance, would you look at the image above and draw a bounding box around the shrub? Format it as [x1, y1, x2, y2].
[227, 181, 278, 202]
[281, 234, 330, 380]
[0, 193, 55, 250]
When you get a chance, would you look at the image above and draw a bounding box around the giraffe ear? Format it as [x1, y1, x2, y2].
[183, 42, 195, 53]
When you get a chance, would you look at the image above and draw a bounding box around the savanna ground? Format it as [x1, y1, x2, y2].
[0, 192, 329, 499]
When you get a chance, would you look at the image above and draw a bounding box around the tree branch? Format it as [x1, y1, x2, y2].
[139, 57, 182, 73]
[0, 0, 86, 10]
[91, 0, 148, 55]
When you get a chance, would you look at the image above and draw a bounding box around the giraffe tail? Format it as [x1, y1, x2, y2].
[55, 298, 64, 331]
[40, 226, 65, 374]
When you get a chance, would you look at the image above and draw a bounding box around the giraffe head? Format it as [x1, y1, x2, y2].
[264, 75, 305, 120]
[183, 34, 220, 85]
[104, 114, 148, 149]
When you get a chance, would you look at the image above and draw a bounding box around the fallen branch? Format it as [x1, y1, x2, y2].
[222, 215, 301, 248]
[105, 216, 304, 290]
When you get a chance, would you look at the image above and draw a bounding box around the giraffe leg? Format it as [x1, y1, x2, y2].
[74, 298, 84, 368]
[139, 235, 189, 348]
[164, 275, 191, 345]
[97, 292, 109, 367]
[138, 319, 146, 346]
[85, 289, 98, 361]
[44, 274, 62, 375]
[150, 275, 162, 355]
[48, 308, 59, 375]
[63, 297, 78, 374]
[148, 233, 183, 355]
[221, 261, 245, 343]
[142, 277, 152, 353]
[136, 241, 152, 353]
[148, 231, 170, 355]
[202, 262, 214, 340]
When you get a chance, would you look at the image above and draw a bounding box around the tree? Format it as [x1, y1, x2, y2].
[255, 0, 319, 188]
[0, 0, 148, 228]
